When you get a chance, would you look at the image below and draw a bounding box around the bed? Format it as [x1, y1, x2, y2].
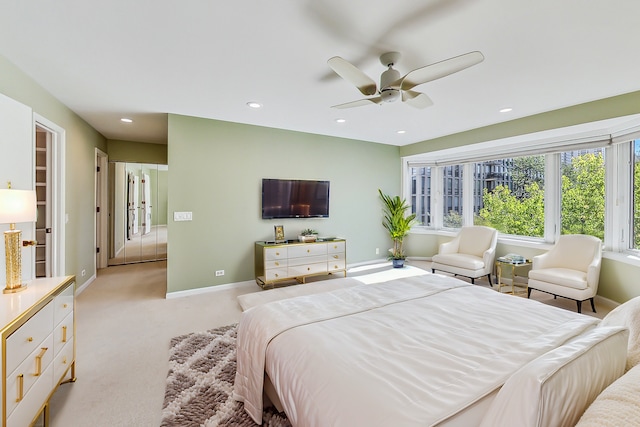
[233, 272, 628, 427]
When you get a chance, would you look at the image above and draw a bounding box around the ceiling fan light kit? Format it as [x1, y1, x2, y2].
[328, 50, 484, 109]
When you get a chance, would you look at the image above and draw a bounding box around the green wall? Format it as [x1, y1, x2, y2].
[167, 114, 400, 293]
[107, 139, 168, 164]
[0, 54, 107, 289]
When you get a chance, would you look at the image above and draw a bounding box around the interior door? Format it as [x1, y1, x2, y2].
[142, 173, 151, 235]
[0, 93, 35, 284]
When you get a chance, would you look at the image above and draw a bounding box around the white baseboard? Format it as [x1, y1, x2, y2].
[166, 280, 257, 299]
[75, 273, 97, 295]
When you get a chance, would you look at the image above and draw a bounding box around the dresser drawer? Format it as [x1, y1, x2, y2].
[53, 283, 74, 326]
[327, 241, 345, 254]
[289, 262, 328, 277]
[288, 254, 327, 267]
[328, 252, 345, 262]
[265, 268, 289, 282]
[6, 333, 54, 419]
[264, 247, 288, 261]
[265, 259, 287, 269]
[328, 260, 346, 272]
[6, 302, 54, 376]
[7, 362, 54, 427]
[53, 312, 73, 356]
[54, 337, 74, 385]
[288, 243, 327, 258]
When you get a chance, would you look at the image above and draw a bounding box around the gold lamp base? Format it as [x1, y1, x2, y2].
[4, 226, 28, 294]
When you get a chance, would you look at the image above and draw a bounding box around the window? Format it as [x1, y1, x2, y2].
[560, 148, 605, 239]
[443, 165, 463, 228]
[474, 155, 544, 237]
[633, 140, 640, 249]
[410, 167, 431, 226]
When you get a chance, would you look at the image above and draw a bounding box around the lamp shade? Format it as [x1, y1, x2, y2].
[0, 189, 37, 224]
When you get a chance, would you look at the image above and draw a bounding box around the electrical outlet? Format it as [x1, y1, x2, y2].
[376, 248, 380, 255]
[81, 269, 86, 277]
[215, 270, 224, 277]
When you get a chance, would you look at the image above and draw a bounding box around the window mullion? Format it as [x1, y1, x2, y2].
[544, 154, 560, 242]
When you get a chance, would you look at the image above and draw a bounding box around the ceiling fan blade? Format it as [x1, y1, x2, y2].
[331, 97, 383, 109]
[402, 90, 433, 109]
[400, 51, 484, 91]
[327, 56, 378, 96]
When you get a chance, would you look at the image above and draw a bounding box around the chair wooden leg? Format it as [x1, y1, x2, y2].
[471, 278, 475, 284]
[432, 268, 435, 274]
[487, 274, 493, 286]
[577, 300, 582, 314]
[527, 288, 532, 299]
[590, 298, 596, 313]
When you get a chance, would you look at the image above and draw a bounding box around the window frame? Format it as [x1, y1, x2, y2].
[403, 120, 640, 256]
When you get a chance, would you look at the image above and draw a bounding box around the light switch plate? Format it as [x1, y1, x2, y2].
[174, 211, 193, 221]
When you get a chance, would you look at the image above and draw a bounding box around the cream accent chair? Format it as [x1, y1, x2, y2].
[431, 226, 498, 285]
[527, 234, 602, 314]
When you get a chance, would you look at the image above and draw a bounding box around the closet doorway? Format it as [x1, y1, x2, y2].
[108, 162, 168, 265]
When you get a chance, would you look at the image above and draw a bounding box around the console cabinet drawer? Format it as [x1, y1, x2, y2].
[265, 247, 288, 261]
[288, 243, 327, 258]
[53, 284, 74, 326]
[289, 262, 328, 277]
[327, 241, 345, 254]
[6, 302, 54, 376]
[54, 312, 74, 356]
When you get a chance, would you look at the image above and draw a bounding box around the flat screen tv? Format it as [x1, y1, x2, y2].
[262, 178, 330, 219]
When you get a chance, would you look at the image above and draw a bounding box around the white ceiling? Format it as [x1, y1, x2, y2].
[1, 0, 639, 146]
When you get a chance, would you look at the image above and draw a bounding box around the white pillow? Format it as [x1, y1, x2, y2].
[479, 326, 628, 427]
[600, 295, 640, 370]
[575, 363, 640, 427]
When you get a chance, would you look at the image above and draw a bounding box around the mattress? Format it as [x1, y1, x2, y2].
[234, 273, 599, 426]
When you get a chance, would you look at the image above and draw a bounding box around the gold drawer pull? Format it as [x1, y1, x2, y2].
[34, 347, 48, 376]
[307, 267, 311, 271]
[334, 245, 338, 249]
[333, 255, 339, 259]
[274, 273, 279, 277]
[27, 337, 33, 342]
[334, 265, 339, 269]
[276, 252, 280, 256]
[307, 249, 310, 253]
[275, 262, 279, 266]
[63, 303, 68, 308]
[63, 356, 67, 365]
[62, 325, 68, 343]
[16, 374, 24, 402]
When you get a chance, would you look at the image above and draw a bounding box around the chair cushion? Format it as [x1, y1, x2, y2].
[458, 226, 495, 257]
[432, 253, 485, 270]
[528, 267, 588, 290]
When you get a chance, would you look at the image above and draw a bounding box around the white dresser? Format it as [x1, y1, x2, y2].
[1, 276, 76, 427]
[255, 240, 346, 288]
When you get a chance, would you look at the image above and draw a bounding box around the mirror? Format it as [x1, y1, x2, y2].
[108, 162, 168, 265]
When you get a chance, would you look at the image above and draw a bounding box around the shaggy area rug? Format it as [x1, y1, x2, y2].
[161, 324, 291, 427]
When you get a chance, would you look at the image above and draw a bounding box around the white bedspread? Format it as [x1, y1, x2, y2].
[234, 274, 599, 426]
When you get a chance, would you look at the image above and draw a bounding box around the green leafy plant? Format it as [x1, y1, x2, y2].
[300, 228, 318, 236]
[378, 189, 417, 260]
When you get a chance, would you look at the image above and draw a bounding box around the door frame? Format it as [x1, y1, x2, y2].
[33, 113, 65, 277]
[96, 148, 108, 269]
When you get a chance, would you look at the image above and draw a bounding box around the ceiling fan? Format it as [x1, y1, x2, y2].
[327, 51, 484, 109]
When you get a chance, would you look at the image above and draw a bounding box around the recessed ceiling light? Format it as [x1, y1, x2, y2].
[335, 118, 346, 123]
[120, 118, 133, 123]
[246, 101, 262, 109]
[397, 130, 406, 134]
[499, 107, 513, 113]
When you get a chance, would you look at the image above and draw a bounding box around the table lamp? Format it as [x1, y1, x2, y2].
[0, 185, 37, 293]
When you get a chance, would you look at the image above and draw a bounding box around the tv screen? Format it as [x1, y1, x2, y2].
[262, 179, 330, 219]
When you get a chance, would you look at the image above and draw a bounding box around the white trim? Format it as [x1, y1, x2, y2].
[95, 149, 108, 270]
[75, 272, 97, 295]
[166, 280, 257, 299]
[33, 114, 65, 278]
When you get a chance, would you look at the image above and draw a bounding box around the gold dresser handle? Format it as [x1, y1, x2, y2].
[34, 347, 48, 376]
[307, 249, 310, 253]
[27, 337, 33, 342]
[62, 325, 68, 343]
[16, 374, 24, 402]
[333, 255, 339, 259]
[275, 262, 279, 266]
[63, 303, 68, 309]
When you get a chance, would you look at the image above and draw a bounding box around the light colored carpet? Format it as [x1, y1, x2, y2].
[47, 259, 611, 427]
[161, 324, 290, 427]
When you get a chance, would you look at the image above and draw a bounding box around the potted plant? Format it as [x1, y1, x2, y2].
[379, 189, 417, 268]
[298, 228, 318, 242]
